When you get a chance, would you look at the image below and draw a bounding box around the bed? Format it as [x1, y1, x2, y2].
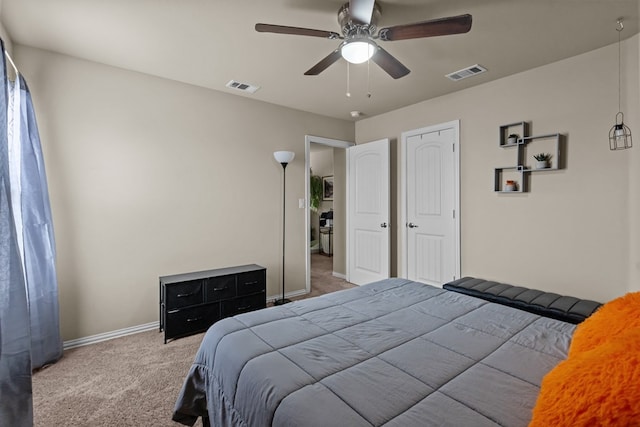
[172, 277, 604, 427]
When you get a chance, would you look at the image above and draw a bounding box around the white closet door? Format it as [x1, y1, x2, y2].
[405, 123, 459, 286]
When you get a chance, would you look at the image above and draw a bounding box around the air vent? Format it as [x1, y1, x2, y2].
[445, 64, 487, 81]
[226, 80, 260, 94]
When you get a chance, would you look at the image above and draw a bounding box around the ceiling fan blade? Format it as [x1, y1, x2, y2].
[378, 14, 472, 41]
[371, 46, 410, 79]
[255, 23, 341, 39]
[349, 0, 376, 25]
[304, 48, 343, 75]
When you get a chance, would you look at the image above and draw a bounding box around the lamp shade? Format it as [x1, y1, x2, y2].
[274, 151, 295, 164]
[341, 40, 376, 64]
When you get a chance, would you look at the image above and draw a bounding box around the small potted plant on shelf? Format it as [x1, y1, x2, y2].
[533, 153, 552, 169]
[507, 134, 519, 145]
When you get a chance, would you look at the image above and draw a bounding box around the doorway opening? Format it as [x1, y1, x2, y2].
[304, 135, 354, 296]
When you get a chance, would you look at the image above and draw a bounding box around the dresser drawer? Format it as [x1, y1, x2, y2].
[165, 303, 221, 340]
[221, 293, 266, 317]
[165, 279, 204, 309]
[205, 275, 236, 302]
[236, 270, 266, 296]
[160, 264, 266, 343]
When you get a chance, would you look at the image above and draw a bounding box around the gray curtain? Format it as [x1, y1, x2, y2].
[18, 76, 63, 369]
[0, 40, 33, 426]
[1, 39, 62, 425]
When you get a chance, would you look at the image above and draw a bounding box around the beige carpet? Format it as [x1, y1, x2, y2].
[33, 257, 355, 426]
[34, 330, 207, 427]
[306, 253, 354, 299]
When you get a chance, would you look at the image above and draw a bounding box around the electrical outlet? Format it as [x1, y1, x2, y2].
[298, 198, 305, 209]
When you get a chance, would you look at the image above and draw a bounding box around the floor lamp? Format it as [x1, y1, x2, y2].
[273, 150, 295, 305]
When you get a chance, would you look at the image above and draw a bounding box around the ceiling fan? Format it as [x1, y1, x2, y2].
[255, 0, 472, 79]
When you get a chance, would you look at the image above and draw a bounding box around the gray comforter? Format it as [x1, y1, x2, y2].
[173, 278, 575, 426]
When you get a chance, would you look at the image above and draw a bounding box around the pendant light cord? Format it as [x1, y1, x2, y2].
[617, 19, 623, 114]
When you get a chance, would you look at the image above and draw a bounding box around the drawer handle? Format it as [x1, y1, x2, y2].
[213, 287, 228, 292]
[244, 281, 259, 286]
[177, 290, 199, 298]
[186, 317, 203, 323]
[236, 306, 250, 311]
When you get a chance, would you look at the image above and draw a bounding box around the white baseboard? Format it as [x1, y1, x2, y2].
[63, 321, 159, 350]
[267, 288, 308, 303]
[333, 271, 347, 280]
[64, 288, 314, 350]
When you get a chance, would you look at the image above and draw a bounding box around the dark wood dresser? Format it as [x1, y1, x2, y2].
[159, 264, 266, 343]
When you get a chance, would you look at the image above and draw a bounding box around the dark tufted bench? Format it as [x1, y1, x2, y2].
[443, 277, 602, 324]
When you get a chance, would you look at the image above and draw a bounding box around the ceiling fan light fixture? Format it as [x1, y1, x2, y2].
[341, 40, 376, 64]
[256, 5, 471, 79]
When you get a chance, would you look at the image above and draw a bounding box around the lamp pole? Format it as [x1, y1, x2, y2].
[273, 151, 295, 305]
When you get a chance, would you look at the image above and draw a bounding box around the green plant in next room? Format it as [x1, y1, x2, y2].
[310, 172, 323, 213]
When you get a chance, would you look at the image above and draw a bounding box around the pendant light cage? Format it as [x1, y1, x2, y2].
[609, 18, 632, 151]
[609, 112, 633, 150]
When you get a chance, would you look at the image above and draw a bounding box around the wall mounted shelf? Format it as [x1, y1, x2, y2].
[520, 133, 561, 171]
[499, 121, 530, 147]
[494, 122, 563, 193]
[494, 166, 525, 193]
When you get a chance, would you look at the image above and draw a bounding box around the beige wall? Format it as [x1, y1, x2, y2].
[630, 31, 640, 292]
[0, 12, 14, 82]
[0, 10, 12, 53]
[13, 45, 354, 341]
[11, 35, 640, 341]
[357, 35, 640, 303]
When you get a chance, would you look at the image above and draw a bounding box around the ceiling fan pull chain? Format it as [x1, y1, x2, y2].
[367, 57, 372, 98]
[346, 62, 351, 98]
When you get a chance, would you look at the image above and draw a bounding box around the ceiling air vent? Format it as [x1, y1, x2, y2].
[445, 64, 487, 81]
[226, 80, 260, 94]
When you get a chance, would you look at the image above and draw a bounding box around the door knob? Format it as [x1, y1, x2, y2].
[380, 222, 388, 228]
[407, 222, 419, 228]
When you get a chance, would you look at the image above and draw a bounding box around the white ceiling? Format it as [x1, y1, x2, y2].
[1, 0, 638, 121]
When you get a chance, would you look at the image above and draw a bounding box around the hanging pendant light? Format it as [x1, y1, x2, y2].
[609, 18, 632, 150]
